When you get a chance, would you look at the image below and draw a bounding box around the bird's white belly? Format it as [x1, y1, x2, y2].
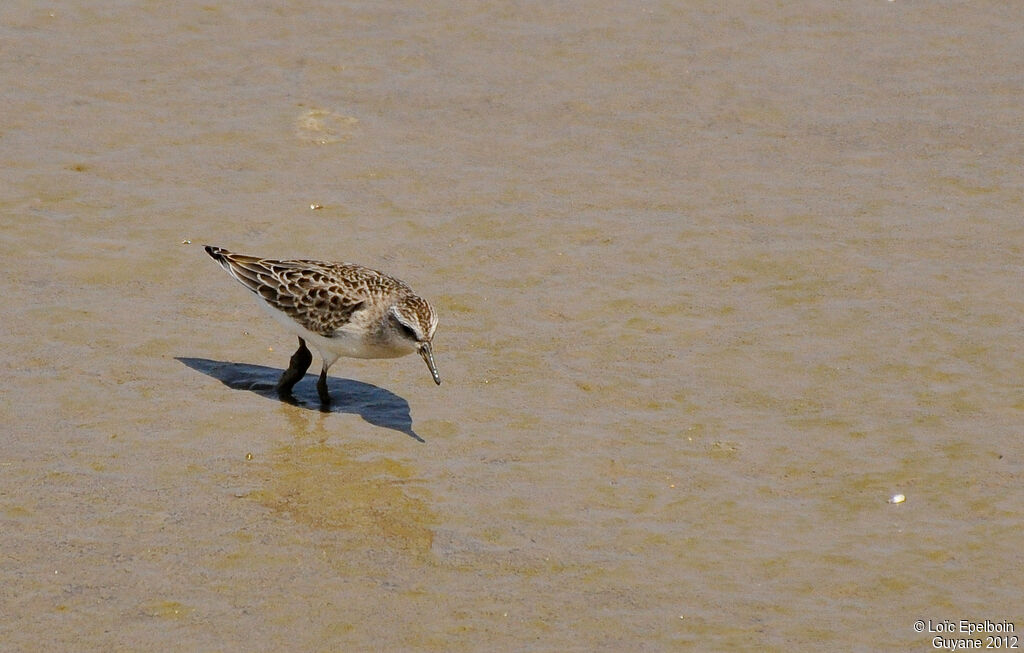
[257, 300, 410, 365]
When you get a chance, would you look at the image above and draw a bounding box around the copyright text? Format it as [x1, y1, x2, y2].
[914, 619, 1018, 650]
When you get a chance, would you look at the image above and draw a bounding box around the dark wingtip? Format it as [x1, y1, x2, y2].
[204, 245, 222, 260]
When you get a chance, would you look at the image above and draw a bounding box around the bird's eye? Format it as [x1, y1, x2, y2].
[397, 321, 418, 341]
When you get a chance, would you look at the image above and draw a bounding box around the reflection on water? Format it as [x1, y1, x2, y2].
[175, 357, 424, 442]
[251, 440, 436, 556]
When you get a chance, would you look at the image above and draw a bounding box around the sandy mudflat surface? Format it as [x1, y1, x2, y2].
[1, 2, 1022, 650]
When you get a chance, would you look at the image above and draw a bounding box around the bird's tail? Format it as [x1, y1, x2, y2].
[204, 245, 277, 297]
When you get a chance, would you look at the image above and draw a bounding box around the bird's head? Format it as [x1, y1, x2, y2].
[388, 297, 440, 385]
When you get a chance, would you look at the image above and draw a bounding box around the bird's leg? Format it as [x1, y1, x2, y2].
[276, 337, 312, 397]
[317, 363, 331, 405]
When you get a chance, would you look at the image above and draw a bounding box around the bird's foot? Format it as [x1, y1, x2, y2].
[276, 338, 313, 396]
[317, 368, 332, 406]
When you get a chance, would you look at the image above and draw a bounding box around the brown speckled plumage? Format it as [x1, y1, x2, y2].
[206, 249, 412, 336]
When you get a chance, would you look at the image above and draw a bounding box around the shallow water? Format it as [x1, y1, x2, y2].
[2, 1, 1022, 650]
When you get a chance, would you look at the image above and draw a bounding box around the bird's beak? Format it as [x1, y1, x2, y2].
[419, 342, 441, 385]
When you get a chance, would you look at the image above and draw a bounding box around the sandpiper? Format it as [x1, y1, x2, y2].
[205, 245, 440, 404]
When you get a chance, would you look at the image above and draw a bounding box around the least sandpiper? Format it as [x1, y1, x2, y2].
[205, 246, 440, 404]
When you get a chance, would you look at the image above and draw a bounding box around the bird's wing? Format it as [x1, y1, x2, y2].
[206, 246, 365, 336]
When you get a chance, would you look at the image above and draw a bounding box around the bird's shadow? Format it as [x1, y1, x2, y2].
[176, 357, 424, 442]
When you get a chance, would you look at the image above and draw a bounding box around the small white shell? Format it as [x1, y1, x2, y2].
[889, 494, 906, 504]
